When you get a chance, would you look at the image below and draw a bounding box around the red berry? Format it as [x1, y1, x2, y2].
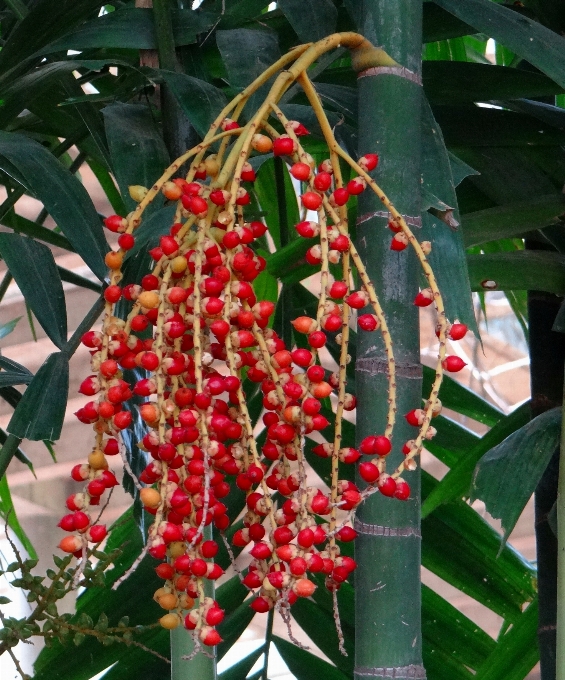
[314, 172, 332, 192]
[273, 136, 295, 156]
[442, 356, 466, 373]
[301, 192, 323, 211]
[359, 462, 380, 484]
[308, 331, 327, 348]
[378, 475, 396, 497]
[394, 480, 410, 501]
[331, 187, 349, 206]
[449, 323, 468, 341]
[290, 162, 311, 181]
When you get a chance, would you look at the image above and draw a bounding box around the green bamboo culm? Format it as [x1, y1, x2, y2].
[353, 1, 425, 678]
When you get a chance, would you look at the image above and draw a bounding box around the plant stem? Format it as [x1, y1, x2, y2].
[557, 363, 565, 680]
[353, 2, 424, 678]
[528, 275, 564, 680]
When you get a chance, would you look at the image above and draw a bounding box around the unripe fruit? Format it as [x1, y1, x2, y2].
[160, 613, 180, 630]
[291, 316, 316, 334]
[129, 185, 148, 202]
[138, 291, 160, 309]
[251, 134, 273, 153]
[293, 578, 316, 597]
[59, 535, 82, 553]
[140, 487, 161, 509]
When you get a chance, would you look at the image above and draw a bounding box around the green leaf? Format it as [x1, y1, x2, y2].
[423, 2, 476, 42]
[422, 401, 531, 518]
[0, 233, 67, 348]
[0, 317, 21, 340]
[216, 28, 280, 115]
[422, 584, 496, 676]
[41, 8, 218, 53]
[463, 194, 565, 248]
[7, 352, 69, 441]
[0, 0, 105, 75]
[273, 635, 349, 680]
[423, 61, 565, 105]
[277, 0, 338, 42]
[3, 211, 74, 251]
[158, 71, 229, 139]
[424, 365, 504, 426]
[291, 597, 353, 674]
[255, 157, 299, 250]
[421, 98, 476, 332]
[474, 599, 539, 680]
[422, 472, 536, 622]
[0, 470, 37, 559]
[0, 132, 108, 280]
[471, 407, 560, 541]
[218, 646, 264, 680]
[217, 601, 256, 661]
[467, 250, 565, 295]
[86, 157, 127, 217]
[102, 103, 170, 215]
[433, 0, 565, 90]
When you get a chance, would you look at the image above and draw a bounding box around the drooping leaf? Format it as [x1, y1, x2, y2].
[277, 0, 338, 42]
[0, 233, 67, 348]
[102, 103, 170, 214]
[433, 0, 565, 90]
[471, 407, 560, 541]
[7, 353, 69, 441]
[0, 132, 108, 280]
[422, 401, 531, 518]
[421, 98, 477, 332]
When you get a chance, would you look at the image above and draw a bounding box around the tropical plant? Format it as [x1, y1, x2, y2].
[0, 1, 564, 680]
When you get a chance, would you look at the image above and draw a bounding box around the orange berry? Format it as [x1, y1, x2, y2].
[105, 250, 123, 269]
[159, 613, 180, 630]
[251, 134, 273, 153]
[162, 181, 183, 201]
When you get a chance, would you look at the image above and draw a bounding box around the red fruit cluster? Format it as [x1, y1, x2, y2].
[63, 102, 447, 651]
